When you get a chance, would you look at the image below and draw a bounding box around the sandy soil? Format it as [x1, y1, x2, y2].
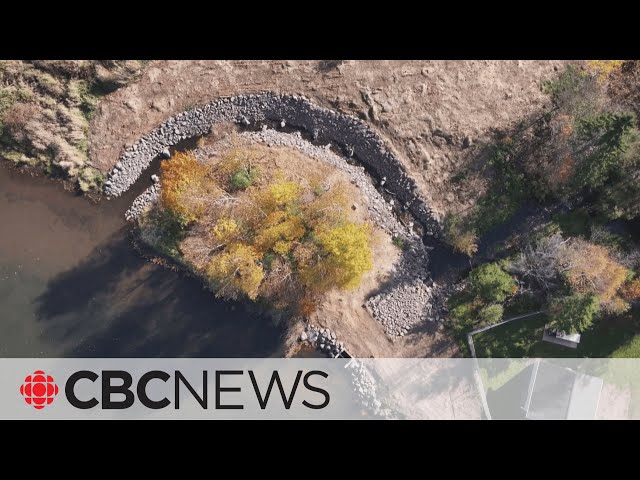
[90, 60, 571, 219]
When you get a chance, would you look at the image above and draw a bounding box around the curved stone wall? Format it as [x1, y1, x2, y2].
[104, 93, 440, 238]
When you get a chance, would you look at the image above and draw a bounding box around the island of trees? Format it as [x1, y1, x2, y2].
[139, 144, 375, 315]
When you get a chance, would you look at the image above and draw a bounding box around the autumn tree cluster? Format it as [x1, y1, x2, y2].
[141, 149, 374, 314]
[508, 230, 638, 333]
[449, 225, 640, 336]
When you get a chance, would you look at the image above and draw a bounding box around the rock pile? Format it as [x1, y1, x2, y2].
[103, 93, 440, 238]
[366, 279, 435, 336]
[124, 182, 160, 221]
[300, 324, 346, 358]
[299, 325, 395, 417]
[346, 360, 398, 418]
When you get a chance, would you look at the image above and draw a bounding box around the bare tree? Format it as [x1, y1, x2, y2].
[508, 233, 571, 291]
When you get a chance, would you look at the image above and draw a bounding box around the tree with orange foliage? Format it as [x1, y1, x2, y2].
[619, 278, 640, 302]
[160, 151, 212, 223]
[561, 238, 629, 304]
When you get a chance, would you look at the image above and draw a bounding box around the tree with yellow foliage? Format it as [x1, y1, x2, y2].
[206, 243, 264, 300]
[211, 218, 240, 245]
[316, 223, 373, 289]
[160, 151, 212, 223]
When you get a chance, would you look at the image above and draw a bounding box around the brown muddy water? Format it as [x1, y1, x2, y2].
[0, 163, 284, 357]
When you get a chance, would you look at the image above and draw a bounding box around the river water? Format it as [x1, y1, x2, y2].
[0, 163, 284, 357]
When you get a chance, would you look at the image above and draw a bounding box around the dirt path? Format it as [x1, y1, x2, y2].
[90, 60, 569, 219]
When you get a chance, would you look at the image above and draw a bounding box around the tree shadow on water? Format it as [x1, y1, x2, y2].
[34, 228, 284, 358]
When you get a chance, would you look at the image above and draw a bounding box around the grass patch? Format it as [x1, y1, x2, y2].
[392, 236, 407, 251]
[472, 312, 637, 358]
[0, 61, 147, 192]
[610, 335, 640, 358]
[480, 360, 530, 392]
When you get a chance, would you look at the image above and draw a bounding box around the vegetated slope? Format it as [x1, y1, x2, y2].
[0, 60, 146, 191]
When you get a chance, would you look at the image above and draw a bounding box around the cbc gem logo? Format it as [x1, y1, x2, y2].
[19, 370, 59, 410]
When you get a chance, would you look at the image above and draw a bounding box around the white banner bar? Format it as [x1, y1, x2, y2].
[2, 358, 637, 419]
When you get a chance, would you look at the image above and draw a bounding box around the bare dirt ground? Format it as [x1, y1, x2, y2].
[90, 60, 570, 220]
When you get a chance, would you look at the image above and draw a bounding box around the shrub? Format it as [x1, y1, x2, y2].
[444, 213, 478, 257]
[392, 236, 406, 250]
[447, 300, 479, 336]
[138, 208, 186, 258]
[450, 301, 475, 323]
[206, 243, 264, 300]
[586, 60, 625, 83]
[230, 170, 253, 190]
[601, 296, 631, 315]
[478, 304, 504, 325]
[550, 293, 599, 334]
[211, 218, 240, 245]
[469, 263, 517, 303]
[542, 64, 599, 120]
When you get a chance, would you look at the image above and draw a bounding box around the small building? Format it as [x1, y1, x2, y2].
[542, 326, 581, 349]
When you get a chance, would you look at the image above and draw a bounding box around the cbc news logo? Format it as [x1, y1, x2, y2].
[19, 370, 59, 410]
